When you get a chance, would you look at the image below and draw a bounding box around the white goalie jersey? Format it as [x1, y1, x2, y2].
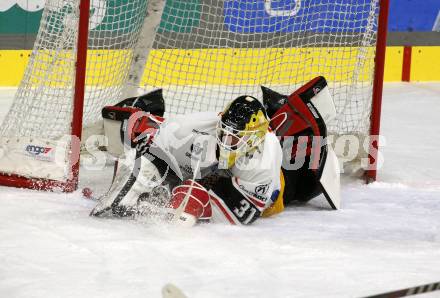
[150, 111, 283, 224]
[92, 111, 283, 225]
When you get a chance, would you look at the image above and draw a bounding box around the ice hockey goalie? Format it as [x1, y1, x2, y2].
[90, 76, 341, 226]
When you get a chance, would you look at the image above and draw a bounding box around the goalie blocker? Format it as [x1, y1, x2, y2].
[101, 89, 165, 157]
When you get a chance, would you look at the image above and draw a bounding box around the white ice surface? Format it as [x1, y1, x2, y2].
[0, 83, 440, 298]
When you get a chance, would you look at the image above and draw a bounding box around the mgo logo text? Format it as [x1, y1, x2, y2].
[25, 145, 52, 155]
[24, 144, 55, 162]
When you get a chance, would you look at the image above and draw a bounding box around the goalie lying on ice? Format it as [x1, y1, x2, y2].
[90, 76, 341, 226]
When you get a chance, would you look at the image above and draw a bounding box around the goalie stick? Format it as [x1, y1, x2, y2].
[171, 158, 202, 224]
[160, 281, 440, 298]
[362, 281, 440, 298]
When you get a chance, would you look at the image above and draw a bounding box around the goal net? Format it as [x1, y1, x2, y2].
[0, 0, 386, 191]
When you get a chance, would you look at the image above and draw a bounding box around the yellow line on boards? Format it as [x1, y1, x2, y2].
[0, 46, 438, 87]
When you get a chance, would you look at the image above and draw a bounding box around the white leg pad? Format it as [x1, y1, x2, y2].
[320, 146, 341, 209]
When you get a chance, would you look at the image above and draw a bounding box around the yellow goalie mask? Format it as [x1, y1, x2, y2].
[216, 96, 269, 169]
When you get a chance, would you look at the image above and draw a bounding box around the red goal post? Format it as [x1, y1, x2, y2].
[369, 0, 390, 182]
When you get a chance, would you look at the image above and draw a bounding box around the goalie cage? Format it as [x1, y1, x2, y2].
[0, 0, 390, 192]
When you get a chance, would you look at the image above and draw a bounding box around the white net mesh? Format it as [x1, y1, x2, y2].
[0, 0, 150, 139]
[142, 0, 379, 137]
[0, 0, 381, 181]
